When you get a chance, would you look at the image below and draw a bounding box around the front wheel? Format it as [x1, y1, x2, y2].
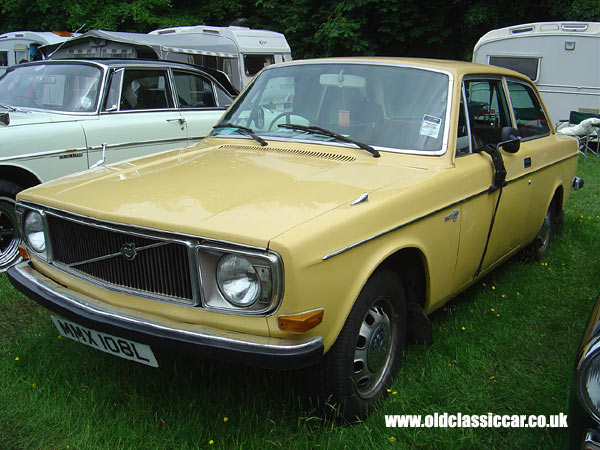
[0, 180, 24, 271]
[308, 270, 407, 422]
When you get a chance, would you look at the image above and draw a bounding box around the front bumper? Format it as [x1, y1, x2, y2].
[7, 262, 324, 370]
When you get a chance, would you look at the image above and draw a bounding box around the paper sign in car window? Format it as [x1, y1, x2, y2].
[339, 110, 350, 127]
[420, 114, 442, 139]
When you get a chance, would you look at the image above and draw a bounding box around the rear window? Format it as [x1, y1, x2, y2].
[489, 56, 539, 81]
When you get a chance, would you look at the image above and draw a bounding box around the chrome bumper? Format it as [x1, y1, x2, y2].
[7, 262, 323, 370]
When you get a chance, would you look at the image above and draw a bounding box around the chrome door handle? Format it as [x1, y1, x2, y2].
[166, 118, 186, 125]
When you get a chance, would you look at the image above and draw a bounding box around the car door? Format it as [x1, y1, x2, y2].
[504, 78, 560, 240]
[453, 77, 534, 287]
[81, 67, 188, 167]
[172, 69, 232, 146]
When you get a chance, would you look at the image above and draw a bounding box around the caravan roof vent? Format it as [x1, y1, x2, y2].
[202, 28, 221, 35]
[540, 24, 560, 31]
[157, 29, 176, 35]
[562, 23, 588, 31]
[510, 26, 534, 34]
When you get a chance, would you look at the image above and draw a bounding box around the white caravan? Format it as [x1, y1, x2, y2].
[149, 25, 292, 90]
[0, 31, 75, 76]
[473, 21, 600, 122]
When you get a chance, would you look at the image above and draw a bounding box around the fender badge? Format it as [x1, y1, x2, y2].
[120, 243, 137, 261]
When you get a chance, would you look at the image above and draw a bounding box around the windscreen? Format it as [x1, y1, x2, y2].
[214, 63, 450, 153]
[0, 63, 102, 112]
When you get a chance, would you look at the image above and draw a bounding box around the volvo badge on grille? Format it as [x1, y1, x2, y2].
[120, 243, 137, 261]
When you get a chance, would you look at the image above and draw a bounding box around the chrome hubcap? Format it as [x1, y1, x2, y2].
[352, 298, 396, 398]
[0, 198, 21, 270]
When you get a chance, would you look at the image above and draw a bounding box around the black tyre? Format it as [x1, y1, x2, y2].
[0, 180, 24, 271]
[308, 270, 407, 422]
[524, 199, 559, 260]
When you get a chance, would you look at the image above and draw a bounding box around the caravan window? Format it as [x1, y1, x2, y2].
[488, 56, 539, 81]
[0, 51, 7, 67]
[243, 54, 275, 77]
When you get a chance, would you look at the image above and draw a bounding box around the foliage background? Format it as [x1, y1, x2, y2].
[1, 0, 600, 60]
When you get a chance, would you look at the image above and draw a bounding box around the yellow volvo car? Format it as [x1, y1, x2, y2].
[8, 57, 581, 421]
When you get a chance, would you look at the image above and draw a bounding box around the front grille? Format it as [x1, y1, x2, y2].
[46, 214, 194, 303]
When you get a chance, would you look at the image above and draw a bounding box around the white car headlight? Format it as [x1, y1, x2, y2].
[216, 254, 261, 307]
[23, 210, 46, 254]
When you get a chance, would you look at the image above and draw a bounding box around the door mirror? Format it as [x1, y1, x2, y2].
[498, 126, 521, 153]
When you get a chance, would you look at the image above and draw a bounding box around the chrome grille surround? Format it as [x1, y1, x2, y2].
[16, 201, 284, 315]
[46, 210, 198, 305]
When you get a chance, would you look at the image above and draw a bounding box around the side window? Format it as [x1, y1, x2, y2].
[173, 70, 216, 108]
[507, 81, 550, 139]
[120, 69, 172, 111]
[464, 79, 511, 151]
[0, 51, 8, 67]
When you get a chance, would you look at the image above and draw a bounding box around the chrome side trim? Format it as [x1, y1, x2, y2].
[0, 147, 88, 162]
[87, 136, 190, 151]
[322, 152, 578, 260]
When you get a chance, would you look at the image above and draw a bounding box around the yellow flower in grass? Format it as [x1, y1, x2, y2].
[223, 417, 228, 422]
[209, 440, 214, 445]
[389, 436, 397, 443]
[14, 357, 19, 361]
[491, 285, 496, 290]
[461, 326, 466, 331]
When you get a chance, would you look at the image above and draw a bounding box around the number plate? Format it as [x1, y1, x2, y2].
[51, 316, 158, 367]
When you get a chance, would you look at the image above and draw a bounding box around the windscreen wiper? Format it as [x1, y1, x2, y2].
[212, 123, 268, 146]
[0, 104, 16, 112]
[278, 124, 380, 158]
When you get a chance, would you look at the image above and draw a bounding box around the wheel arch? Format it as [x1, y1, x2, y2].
[0, 164, 42, 191]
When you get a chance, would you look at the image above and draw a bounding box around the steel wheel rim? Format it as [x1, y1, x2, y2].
[0, 198, 21, 270]
[352, 297, 397, 399]
[537, 208, 552, 253]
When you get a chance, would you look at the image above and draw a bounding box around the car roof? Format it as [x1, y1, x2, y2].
[267, 56, 531, 82]
[11, 58, 239, 96]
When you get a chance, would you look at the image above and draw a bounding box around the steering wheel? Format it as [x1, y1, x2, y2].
[268, 112, 314, 131]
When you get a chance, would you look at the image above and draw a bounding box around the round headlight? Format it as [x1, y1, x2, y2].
[580, 347, 600, 420]
[216, 254, 260, 307]
[23, 211, 46, 253]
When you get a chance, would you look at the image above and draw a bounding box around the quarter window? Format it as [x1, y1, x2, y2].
[507, 81, 549, 139]
[0, 51, 7, 67]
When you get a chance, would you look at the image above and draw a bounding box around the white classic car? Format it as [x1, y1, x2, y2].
[0, 59, 235, 270]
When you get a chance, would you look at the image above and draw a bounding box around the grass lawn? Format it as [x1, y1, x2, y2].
[1, 156, 599, 449]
